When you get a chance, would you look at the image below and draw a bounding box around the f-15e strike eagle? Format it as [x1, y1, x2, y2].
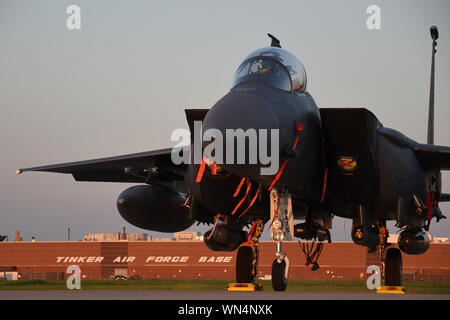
[19, 28, 449, 291]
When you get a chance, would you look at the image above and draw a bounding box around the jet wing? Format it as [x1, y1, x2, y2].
[17, 147, 189, 188]
[414, 143, 450, 170]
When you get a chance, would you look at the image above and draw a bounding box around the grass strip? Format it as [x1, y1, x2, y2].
[0, 280, 449, 294]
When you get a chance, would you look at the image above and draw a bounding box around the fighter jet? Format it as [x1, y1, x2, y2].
[18, 28, 449, 291]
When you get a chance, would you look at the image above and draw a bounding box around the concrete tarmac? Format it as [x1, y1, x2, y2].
[0, 290, 449, 300]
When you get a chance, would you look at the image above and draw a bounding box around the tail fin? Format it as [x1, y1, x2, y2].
[427, 26, 439, 145]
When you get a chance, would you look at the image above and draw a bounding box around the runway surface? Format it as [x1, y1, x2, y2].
[1, 290, 449, 300]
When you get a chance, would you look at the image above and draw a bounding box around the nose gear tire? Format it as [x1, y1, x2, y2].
[271, 259, 287, 291]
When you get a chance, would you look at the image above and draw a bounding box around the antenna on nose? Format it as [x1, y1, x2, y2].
[268, 33, 281, 48]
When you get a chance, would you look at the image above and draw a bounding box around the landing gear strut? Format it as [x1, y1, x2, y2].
[269, 188, 293, 291]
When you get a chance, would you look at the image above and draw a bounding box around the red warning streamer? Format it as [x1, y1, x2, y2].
[233, 177, 246, 197]
[268, 160, 288, 191]
[207, 214, 221, 240]
[427, 192, 433, 221]
[231, 181, 252, 215]
[268, 196, 281, 229]
[322, 217, 332, 243]
[320, 167, 328, 203]
[239, 187, 261, 218]
[196, 157, 206, 183]
[268, 135, 301, 191]
[247, 221, 257, 243]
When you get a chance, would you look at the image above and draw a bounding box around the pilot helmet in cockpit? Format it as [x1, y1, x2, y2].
[232, 46, 307, 93]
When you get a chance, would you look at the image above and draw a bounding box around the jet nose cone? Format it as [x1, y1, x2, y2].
[202, 91, 280, 178]
[204, 91, 279, 133]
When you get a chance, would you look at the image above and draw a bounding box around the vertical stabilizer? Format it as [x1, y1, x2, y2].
[427, 26, 439, 145]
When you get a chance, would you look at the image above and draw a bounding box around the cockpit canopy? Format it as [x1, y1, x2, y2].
[232, 47, 307, 93]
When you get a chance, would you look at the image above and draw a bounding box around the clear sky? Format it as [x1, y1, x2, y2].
[1, 0, 449, 242]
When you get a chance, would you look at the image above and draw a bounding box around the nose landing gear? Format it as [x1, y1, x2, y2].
[269, 188, 294, 291]
[234, 188, 293, 291]
[272, 241, 290, 291]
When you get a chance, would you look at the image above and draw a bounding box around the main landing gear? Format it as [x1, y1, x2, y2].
[378, 225, 403, 287]
[236, 219, 264, 284]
